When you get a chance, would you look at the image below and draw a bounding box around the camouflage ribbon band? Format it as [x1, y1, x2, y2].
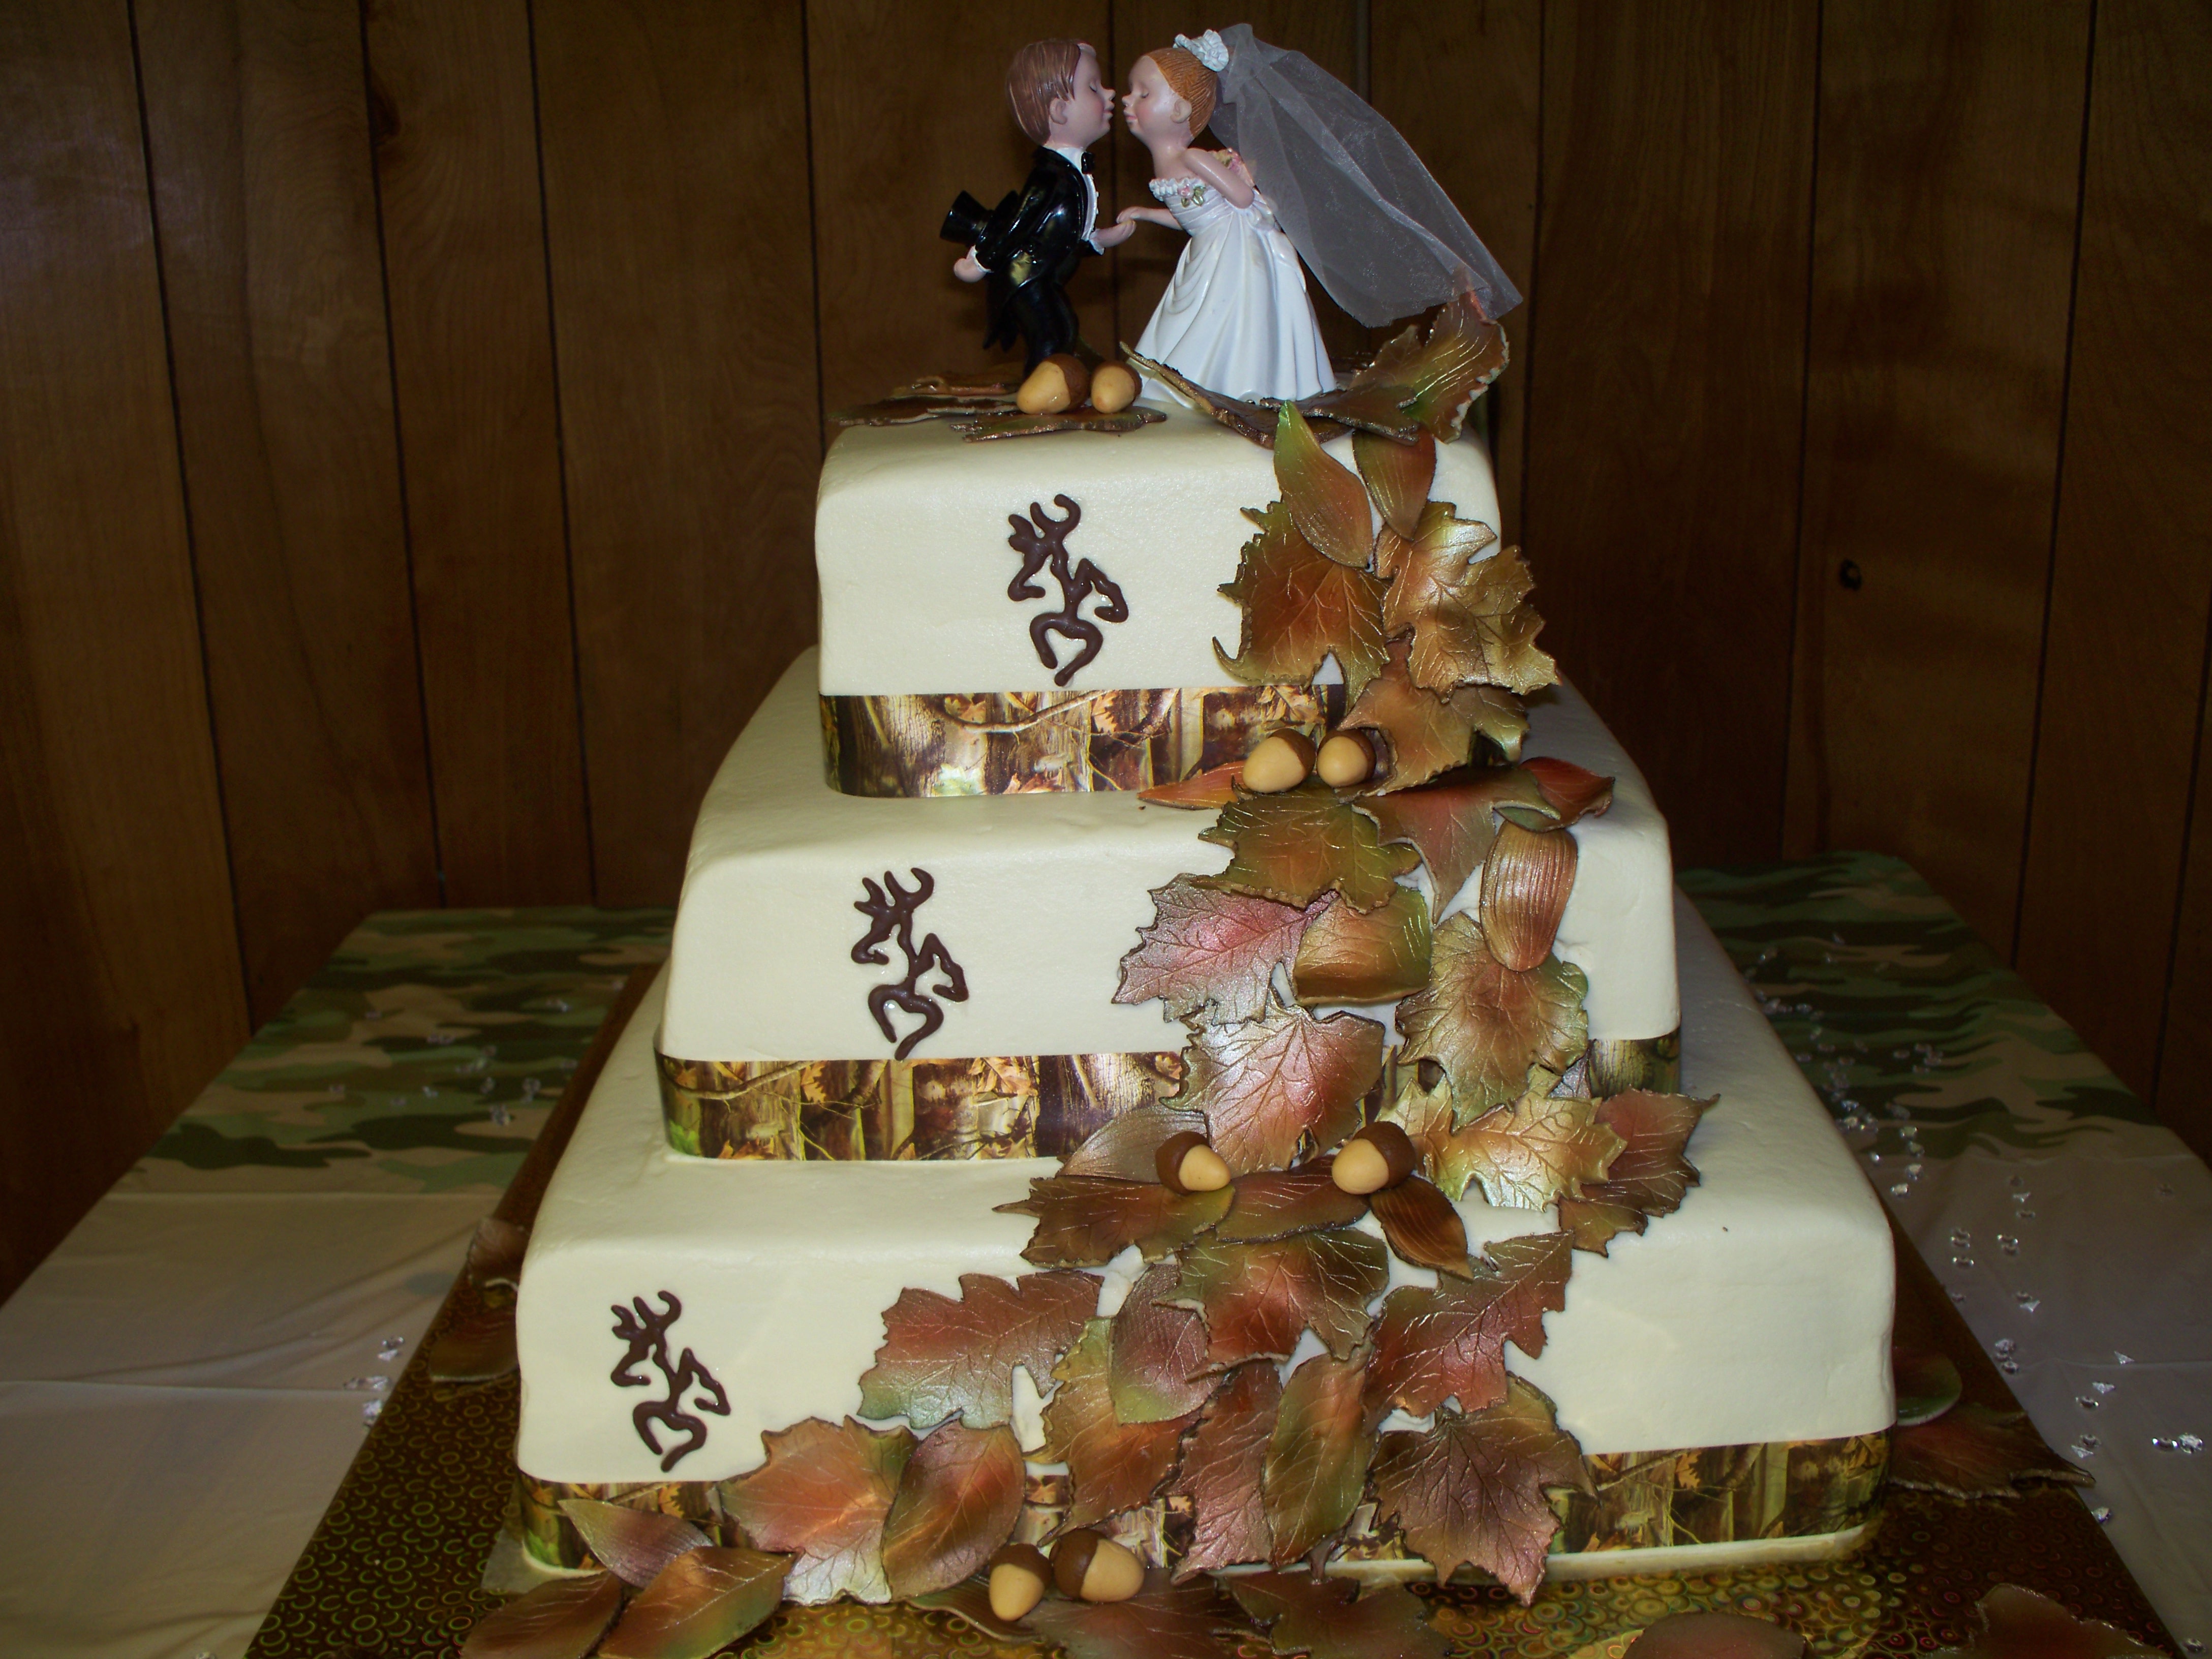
[658, 1033, 1684, 1160]
[516, 1429, 1886, 1576]
[820, 683, 1347, 797]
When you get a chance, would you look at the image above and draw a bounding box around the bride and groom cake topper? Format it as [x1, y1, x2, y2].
[942, 26, 1521, 404]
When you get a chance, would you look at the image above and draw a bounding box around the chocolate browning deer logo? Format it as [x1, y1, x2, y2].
[1006, 494, 1128, 686]
[609, 1290, 729, 1473]
[852, 867, 970, 1059]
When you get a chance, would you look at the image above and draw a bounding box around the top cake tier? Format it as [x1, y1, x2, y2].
[815, 403, 1499, 698]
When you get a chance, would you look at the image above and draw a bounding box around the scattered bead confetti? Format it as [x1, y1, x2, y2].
[2094, 1381, 2116, 1395]
[488, 1103, 512, 1126]
[1952, 1256, 1976, 1270]
[1993, 1338, 2016, 1356]
[378, 1336, 405, 1362]
[2000, 1359, 2019, 1373]
[343, 1375, 389, 1393]
[2078, 1434, 2100, 1452]
[361, 1399, 383, 1425]
[1889, 1182, 1910, 1196]
[1949, 1289, 1966, 1302]
[2158, 1183, 2176, 1197]
[2018, 1210, 2036, 1219]
[2014, 1293, 2041, 1313]
[1998, 1235, 2020, 1255]
[2090, 1506, 2112, 1524]
[2071, 1440, 2097, 1458]
[523, 1077, 542, 1099]
[2076, 1396, 2100, 1410]
[2117, 1351, 2134, 1365]
[2182, 1434, 2205, 1454]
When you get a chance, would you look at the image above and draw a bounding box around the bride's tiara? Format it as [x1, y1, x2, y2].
[1173, 29, 1230, 72]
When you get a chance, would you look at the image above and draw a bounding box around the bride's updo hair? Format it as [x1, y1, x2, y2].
[1145, 46, 1218, 135]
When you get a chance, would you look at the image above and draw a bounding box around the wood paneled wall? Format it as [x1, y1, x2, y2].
[4, 0, 2208, 1295]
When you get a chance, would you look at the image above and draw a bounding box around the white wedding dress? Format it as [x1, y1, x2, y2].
[1132, 172, 1334, 403]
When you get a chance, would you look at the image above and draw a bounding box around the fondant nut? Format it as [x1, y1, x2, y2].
[1018, 353, 1091, 415]
[1242, 729, 1316, 793]
[987, 1542, 1051, 1621]
[1049, 1530, 1143, 1603]
[1315, 729, 1377, 789]
[1089, 362, 1139, 414]
[1332, 1121, 1418, 1194]
[1155, 1130, 1232, 1194]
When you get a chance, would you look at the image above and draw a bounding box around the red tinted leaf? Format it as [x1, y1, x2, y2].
[1043, 1319, 1200, 1528]
[1061, 1104, 1211, 1181]
[1293, 887, 1432, 1005]
[1359, 769, 1554, 909]
[1142, 761, 1245, 810]
[858, 1271, 1097, 1430]
[998, 1175, 1233, 1268]
[1889, 1404, 2092, 1497]
[1116, 878, 1322, 1023]
[599, 1547, 788, 1659]
[1276, 400, 1375, 567]
[1214, 502, 1389, 697]
[1202, 782, 1422, 912]
[1930, 1584, 2162, 1659]
[1171, 1363, 1280, 1576]
[723, 1416, 911, 1604]
[1228, 1572, 1449, 1659]
[1172, 1004, 1385, 1173]
[880, 1422, 1026, 1599]
[1111, 1263, 1215, 1423]
[559, 1498, 709, 1589]
[1892, 1341, 1964, 1429]
[1369, 1175, 1474, 1278]
[1023, 1573, 1256, 1659]
[1353, 428, 1437, 540]
[1396, 915, 1590, 1123]
[1519, 755, 1614, 826]
[1367, 1232, 1573, 1416]
[1264, 1348, 1377, 1564]
[1627, 1612, 1806, 1658]
[1168, 1228, 1390, 1368]
[462, 1572, 622, 1659]
[1556, 1092, 1710, 1252]
[1216, 1162, 1371, 1242]
[1371, 1377, 1586, 1603]
[1480, 820, 1577, 972]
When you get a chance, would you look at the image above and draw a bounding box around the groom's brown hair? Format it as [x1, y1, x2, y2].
[1006, 40, 1090, 144]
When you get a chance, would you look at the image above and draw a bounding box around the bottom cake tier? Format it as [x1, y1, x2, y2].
[510, 892, 1894, 1587]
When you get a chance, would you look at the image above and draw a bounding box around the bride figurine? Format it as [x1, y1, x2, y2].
[1117, 26, 1522, 405]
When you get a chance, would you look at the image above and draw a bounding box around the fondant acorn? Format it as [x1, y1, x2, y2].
[1315, 730, 1377, 788]
[987, 1542, 1052, 1621]
[1155, 1129, 1232, 1194]
[1089, 361, 1139, 414]
[1332, 1121, 1418, 1195]
[1017, 353, 1091, 415]
[1050, 1529, 1144, 1603]
[1242, 728, 1316, 793]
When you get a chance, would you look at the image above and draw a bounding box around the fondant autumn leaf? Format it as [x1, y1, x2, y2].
[1892, 1341, 1964, 1429]
[1379, 502, 1498, 653]
[879, 1421, 1026, 1600]
[1445, 1084, 1624, 1211]
[723, 1416, 912, 1604]
[1214, 502, 1389, 696]
[462, 1572, 622, 1659]
[598, 1547, 790, 1659]
[1931, 1584, 2163, 1659]
[1171, 1362, 1280, 1576]
[1116, 878, 1322, 1023]
[1111, 1262, 1215, 1424]
[857, 1270, 1096, 1430]
[1228, 1572, 1449, 1659]
[1042, 1319, 1201, 1528]
[909, 1579, 1030, 1643]
[1355, 292, 1510, 443]
[559, 1498, 709, 1589]
[1367, 1232, 1573, 1416]
[1061, 1103, 1210, 1181]
[1168, 1228, 1389, 1369]
[998, 1174, 1233, 1268]
[1293, 887, 1433, 1005]
[1554, 1091, 1710, 1254]
[1396, 915, 1590, 1123]
[1353, 428, 1437, 541]
[1518, 755, 1614, 827]
[1202, 781, 1422, 913]
[1888, 1403, 2093, 1498]
[1023, 1573, 1257, 1659]
[1480, 819, 1578, 972]
[1458, 683, 1532, 764]
[1265, 1346, 1378, 1564]
[1141, 761, 1245, 811]
[1369, 1175, 1476, 1279]
[1370, 1376, 1587, 1604]
[1172, 1003, 1385, 1173]
[1276, 400, 1375, 568]
[1360, 769, 1556, 910]
[1215, 1160, 1371, 1242]
[1343, 642, 1527, 792]
[1397, 538, 1555, 697]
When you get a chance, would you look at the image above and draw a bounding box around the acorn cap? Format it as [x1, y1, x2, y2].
[1050, 1530, 1101, 1598]
[1155, 1130, 1231, 1194]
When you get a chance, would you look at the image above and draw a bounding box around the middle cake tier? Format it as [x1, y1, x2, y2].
[657, 649, 1677, 1136]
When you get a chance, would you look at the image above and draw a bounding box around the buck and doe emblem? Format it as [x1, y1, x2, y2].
[1005, 495, 1126, 686]
[852, 867, 968, 1059]
[609, 1290, 728, 1473]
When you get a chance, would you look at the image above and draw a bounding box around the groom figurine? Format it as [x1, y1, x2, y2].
[943, 40, 1134, 371]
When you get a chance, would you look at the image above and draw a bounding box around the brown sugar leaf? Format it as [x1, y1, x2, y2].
[1396, 915, 1590, 1123]
[1171, 1003, 1386, 1174]
[1141, 760, 1247, 811]
[1201, 780, 1422, 913]
[1213, 503, 1390, 698]
[1379, 502, 1499, 651]
[1215, 1161, 1372, 1242]
[723, 1417, 912, 1604]
[1889, 1403, 2093, 1498]
[1061, 1103, 1211, 1181]
[427, 1302, 517, 1382]
[1353, 428, 1437, 541]
[857, 1271, 1097, 1431]
[1293, 886, 1433, 1005]
[1228, 1571, 1449, 1659]
[1116, 878, 1323, 1024]
[461, 1571, 623, 1659]
[1445, 1086, 1624, 1212]
[1023, 1572, 1258, 1659]
[949, 406, 1166, 440]
[1042, 1319, 1201, 1528]
[1457, 683, 1532, 765]
[1264, 1346, 1378, 1564]
[1359, 769, 1555, 909]
[465, 1216, 529, 1291]
[1167, 1228, 1390, 1369]
[879, 1422, 1026, 1600]
[598, 1546, 790, 1659]
[1398, 540, 1555, 697]
[1343, 642, 1532, 792]
[1930, 1584, 2162, 1659]
[558, 1498, 709, 1589]
[998, 1175, 1233, 1268]
[1171, 1361, 1281, 1576]
[1370, 1376, 1587, 1604]
[1275, 401, 1376, 568]
[1627, 1611, 1807, 1658]
[1125, 348, 1279, 446]
[1518, 755, 1614, 827]
[1366, 1232, 1574, 1416]
[1369, 1175, 1476, 1279]
[1480, 820, 1578, 972]
[1111, 1263, 1216, 1423]
[1556, 1091, 1711, 1255]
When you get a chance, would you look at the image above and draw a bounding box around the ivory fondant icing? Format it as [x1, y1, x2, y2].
[814, 403, 1501, 696]
[656, 650, 1678, 1067]
[514, 895, 1892, 1486]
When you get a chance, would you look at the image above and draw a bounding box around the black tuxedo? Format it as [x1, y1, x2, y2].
[943, 147, 1096, 370]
